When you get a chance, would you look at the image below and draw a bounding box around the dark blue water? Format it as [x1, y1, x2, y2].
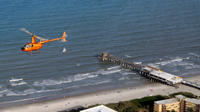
[0, 0, 200, 106]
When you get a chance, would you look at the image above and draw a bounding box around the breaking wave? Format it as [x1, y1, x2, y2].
[0, 66, 135, 98]
[155, 57, 190, 66]
[134, 62, 142, 64]
[73, 73, 98, 81]
[184, 64, 200, 70]
[33, 73, 98, 86]
[124, 55, 132, 58]
[119, 76, 129, 81]
[9, 78, 23, 82]
[189, 52, 200, 58]
[107, 66, 121, 70]
[9, 78, 27, 86]
[33, 66, 122, 87]
[101, 69, 121, 75]
[120, 72, 136, 76]
[93, 80, 111, 85]
[0, 88, 63, 97]
[33, 79, 72, 86]
[149, 55, 200, 72]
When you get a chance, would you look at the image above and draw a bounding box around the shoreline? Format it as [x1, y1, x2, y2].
[1, 75, 200, 112]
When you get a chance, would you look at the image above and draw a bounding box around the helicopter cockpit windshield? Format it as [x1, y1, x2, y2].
[23, 44, 32, 48]
[21, 44, 34, 51]
[27, 45, 30, 48]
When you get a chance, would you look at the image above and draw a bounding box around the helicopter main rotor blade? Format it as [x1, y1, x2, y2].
[20, 28, 47, 41]
[20, 28, 34, 36]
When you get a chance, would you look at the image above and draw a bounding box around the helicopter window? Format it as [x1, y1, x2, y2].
[26, 45, 30, 48]
[31, 44, 33, 47]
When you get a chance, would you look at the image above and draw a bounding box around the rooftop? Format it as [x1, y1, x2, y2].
[80, 105, 117, 112]
[185, 98, 200, 104]
[155, 98, 178, 105]
[175, 95, 186, 100]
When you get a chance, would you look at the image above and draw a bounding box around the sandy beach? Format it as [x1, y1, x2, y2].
[1, 75, 200, 112]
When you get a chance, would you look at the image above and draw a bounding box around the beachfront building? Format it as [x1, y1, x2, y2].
[184, 98, 200, 112]
[154, 95, 200, 112]
[154, 98, 180, 112]
[80, 105, 117, 112]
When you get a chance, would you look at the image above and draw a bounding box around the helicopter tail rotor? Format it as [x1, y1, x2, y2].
[61, 32, 67, 42]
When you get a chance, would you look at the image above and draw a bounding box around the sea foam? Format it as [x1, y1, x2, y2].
[9, 78, 27, 86]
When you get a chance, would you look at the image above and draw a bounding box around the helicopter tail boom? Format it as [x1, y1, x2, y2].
[40, 32, 67, 44]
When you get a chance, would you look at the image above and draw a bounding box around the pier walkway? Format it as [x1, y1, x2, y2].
[182, 80, 200, 90]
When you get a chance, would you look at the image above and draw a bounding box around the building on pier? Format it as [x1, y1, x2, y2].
[142, 66, 183, 85]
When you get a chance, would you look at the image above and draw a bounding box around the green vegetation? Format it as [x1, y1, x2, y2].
[106, 95, 169, 112]
[187, 107, 195, 112]
[169, 92, 197, 98]
[59, 107, 85, 112]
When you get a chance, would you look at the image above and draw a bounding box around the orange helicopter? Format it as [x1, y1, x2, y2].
[20, 28, 67, 53]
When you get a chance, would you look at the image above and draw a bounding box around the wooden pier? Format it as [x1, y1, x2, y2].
[98, 52, 183, 86]
[98, 52, 200, 90]
[98, 52, 142, 72]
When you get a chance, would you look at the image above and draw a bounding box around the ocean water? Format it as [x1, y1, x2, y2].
[0, 0, 200, 106]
